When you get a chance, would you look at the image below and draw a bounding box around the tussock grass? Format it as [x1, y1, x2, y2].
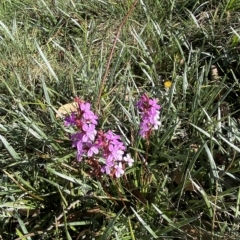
[1, 0, 240, 239]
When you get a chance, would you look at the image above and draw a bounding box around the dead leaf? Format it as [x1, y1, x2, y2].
[211, 65, 219, 81]
[181, 224, 212, 239]
[190, 144, 200, 152]
[131, 188, 147, 204]
[18, 208, 40, 217]
[171, 170, 196, 192]
[56, 102, 78, 118]
[220, 102, 230, 117]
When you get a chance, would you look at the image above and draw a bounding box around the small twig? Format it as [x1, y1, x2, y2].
[225, 150, 236, 174]
[96, 0, 139, 109]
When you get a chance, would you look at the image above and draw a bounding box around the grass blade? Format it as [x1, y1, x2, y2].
[131, 207, 158, 239]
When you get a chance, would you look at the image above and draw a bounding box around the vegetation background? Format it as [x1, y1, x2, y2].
[1, 0, 240, 239]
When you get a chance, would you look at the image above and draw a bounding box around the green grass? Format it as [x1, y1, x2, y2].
[1, 0, 240, 239]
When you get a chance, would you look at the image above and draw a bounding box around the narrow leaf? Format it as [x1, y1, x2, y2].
[0, 134, 20, 160]
[131, 207, 158, 239]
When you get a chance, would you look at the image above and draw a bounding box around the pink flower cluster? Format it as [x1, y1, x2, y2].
[136, 93, 161, 138]
[64, 97, 133, 178]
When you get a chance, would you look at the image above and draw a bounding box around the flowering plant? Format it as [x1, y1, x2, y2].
[136, 93, 161, 139]
[64, 97, 133, 178]
[63, 94, 161, 178]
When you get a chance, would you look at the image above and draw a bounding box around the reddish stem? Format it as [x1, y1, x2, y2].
[96, 0, 139, 109]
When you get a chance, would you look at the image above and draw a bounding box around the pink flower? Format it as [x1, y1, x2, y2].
[139, 119, 151, 138]
[76, 141, 84, 161]
[71, 133, 83, 147]
[64, 112, 76, 126]
[101, 160, 114, 175]
[149, 98, 161, 110]
[80, 102, 91, 112]
[114, 162, 124, 178]
[83, 111, 98, 125]
[64, 98, 134, 178]
[123, 154, 134, 167]
[105, 130, 121, 141]
[107, 144, 124, 161]
[101, 165, 111, 175]
[79, 102, 98, 125]
[137, 94, 161, 138]
[86, 143, 99, 157]
[82, 123, 97, 142]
